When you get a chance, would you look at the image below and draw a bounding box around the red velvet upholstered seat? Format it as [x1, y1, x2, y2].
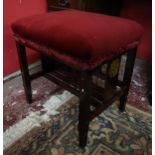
[12, 10, 143, 70]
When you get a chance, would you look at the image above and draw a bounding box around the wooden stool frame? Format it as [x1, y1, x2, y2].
[15, 41, 137, 147]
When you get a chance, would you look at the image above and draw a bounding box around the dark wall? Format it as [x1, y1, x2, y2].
[120, 0, 152, 60]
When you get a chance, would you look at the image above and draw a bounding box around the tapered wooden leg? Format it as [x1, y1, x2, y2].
[78, 71, 92, 147]
[119, 95, 127, 112]
[41, 54, 52, 73]
[78, 97, 90, 147]
[119, 48, 137, 112]
[16, 42, 32, 103]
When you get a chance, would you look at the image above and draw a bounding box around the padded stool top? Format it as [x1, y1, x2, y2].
[12, 10, 143, 70]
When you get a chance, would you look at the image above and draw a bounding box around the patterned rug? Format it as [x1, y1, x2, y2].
[20, 102, 152, 155]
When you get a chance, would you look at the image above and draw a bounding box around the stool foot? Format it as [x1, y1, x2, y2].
[78, 123, 89, 148]
[78, 97, 90, 148]
[26, 93, 32, 103]
[119, 95, 127, 112]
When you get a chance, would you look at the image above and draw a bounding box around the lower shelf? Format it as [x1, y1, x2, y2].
[43, 65, 125, 108]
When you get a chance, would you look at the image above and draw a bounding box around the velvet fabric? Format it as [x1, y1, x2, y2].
[12, 10, 143, 70]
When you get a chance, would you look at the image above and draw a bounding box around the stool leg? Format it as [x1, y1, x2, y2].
[78, 96, 90, 148]
[41, 54, 60, 73]
[41, 54, 52, 73]
[119, 48, 137, 112]
[16, 42, 32, 103]
[78, 71, 92, 147]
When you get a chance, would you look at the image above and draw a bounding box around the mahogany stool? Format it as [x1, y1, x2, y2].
[12, 10, 143, 147]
